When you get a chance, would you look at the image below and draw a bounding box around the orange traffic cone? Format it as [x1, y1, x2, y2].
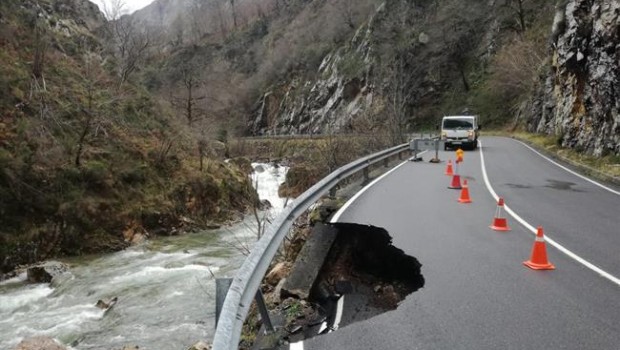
[448, 160, 461, 189]
[490, 197, 510, 231]
[448, 174, 461, 189]
[458, 179, 472, 203]
[523, 227, 555, 270]
[445, 160, 454, 176]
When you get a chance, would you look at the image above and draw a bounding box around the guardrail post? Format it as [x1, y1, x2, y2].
[363, 167, 369, 184]
[255, 289, 275, 334]
[384, 158, 389, 168]
[215, 278, 233, 328]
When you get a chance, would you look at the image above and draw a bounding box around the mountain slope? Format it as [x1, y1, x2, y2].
[0, 0, 256, 275]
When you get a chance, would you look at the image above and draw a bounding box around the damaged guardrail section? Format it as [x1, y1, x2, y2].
[212, 143, 411, 350]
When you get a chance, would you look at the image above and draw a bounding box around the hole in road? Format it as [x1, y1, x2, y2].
[302, 223, 425, 340]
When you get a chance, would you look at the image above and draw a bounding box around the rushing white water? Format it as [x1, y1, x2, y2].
[0, 163, 288, 350]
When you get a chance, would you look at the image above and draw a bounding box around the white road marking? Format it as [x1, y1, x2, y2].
[318, 321, 328, 334]
[290, 341, 304, 350]
[293, 152, 426, 349]
[330, 295, 345, 332]
[331, 152, 427, 223]
[479, 140, 620, 286]
[513, 138, 620, 196]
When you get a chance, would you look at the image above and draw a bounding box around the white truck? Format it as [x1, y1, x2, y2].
[440, 115, 480, 150]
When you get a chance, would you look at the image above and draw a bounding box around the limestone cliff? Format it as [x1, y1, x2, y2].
[529, 0, 620, 156]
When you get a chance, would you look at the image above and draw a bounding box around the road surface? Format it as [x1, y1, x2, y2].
[294, 136, 620, 350]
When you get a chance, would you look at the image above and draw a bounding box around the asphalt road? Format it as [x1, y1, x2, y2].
[295, 136, 620, 350]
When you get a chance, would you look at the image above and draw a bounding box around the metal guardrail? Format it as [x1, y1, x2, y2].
[212, 142, 411, 350]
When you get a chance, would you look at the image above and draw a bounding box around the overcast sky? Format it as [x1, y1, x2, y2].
[91, 0, 156, 15]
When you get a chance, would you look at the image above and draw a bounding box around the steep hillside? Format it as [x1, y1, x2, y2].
[128, 0, 619, 158]
[527, 0, 620, 156]
[247, 0, 556, 136]
[0, 0, 256, 275]
[134, 0, 555, 140]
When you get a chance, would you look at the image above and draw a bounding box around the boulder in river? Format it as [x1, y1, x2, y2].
[26, 261, 69, 284]
[13, 336, 67, 350]
[95, 297, 118, 310]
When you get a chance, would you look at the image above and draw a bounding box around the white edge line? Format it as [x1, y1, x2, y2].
[513, 138, 620, 196]
[330, 151, 427, 223]
[290, 340, 304, 350]
[290, 154, 421, 349]
[479, 140, 620, 287]
[330, 295, 345, 332]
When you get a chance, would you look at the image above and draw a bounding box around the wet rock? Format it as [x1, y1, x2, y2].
[95, 296, 118, 310]
[253, 164, 266, 173]
[13, 336, 67, 350]
[26, 261, 68, 284]
[123, 221, 150, 245]
[187, 341, 211, 350]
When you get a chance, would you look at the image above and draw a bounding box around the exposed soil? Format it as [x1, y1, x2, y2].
[255, 223, 425, 349]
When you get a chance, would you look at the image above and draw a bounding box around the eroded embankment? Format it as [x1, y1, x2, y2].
[277, 223, 425, 345]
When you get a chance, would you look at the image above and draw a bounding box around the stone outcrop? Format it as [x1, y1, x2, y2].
[20, 0, 105, 33]
[528, 0, 620, 156]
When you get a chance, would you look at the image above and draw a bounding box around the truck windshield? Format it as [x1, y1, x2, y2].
[443, 119, 473, 129]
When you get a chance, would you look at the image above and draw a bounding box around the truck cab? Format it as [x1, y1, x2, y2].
[440, 115, 480, 150]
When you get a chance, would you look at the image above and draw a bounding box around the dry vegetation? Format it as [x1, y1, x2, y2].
[0, 0, 257, 274]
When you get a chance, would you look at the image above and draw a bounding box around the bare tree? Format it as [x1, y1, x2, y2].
[189, 0, 209, 42]
[101, 0, 152, 85]
[32, 20, 48, 82]
[74, 52, 116, 167]
[384, 54, 413, 145]
[100, 0, 126, 20]
[503, 0, 527, 33]
[171, 64, 206, 126]
[230, 0, 238, 29]
[209, 0, 229, 38]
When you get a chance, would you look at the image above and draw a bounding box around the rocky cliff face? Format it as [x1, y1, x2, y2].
[529, 0, 620, 156]
[251, 4, 384, 135]
[21, 0, 105, 33]
[248, 0, 508, 136]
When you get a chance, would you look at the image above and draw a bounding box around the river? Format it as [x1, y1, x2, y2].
[0, 163, 288, 350]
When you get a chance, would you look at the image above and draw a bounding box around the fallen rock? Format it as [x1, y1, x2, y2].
[13, 336, 67, 350]
[26, 261, 69, 284]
